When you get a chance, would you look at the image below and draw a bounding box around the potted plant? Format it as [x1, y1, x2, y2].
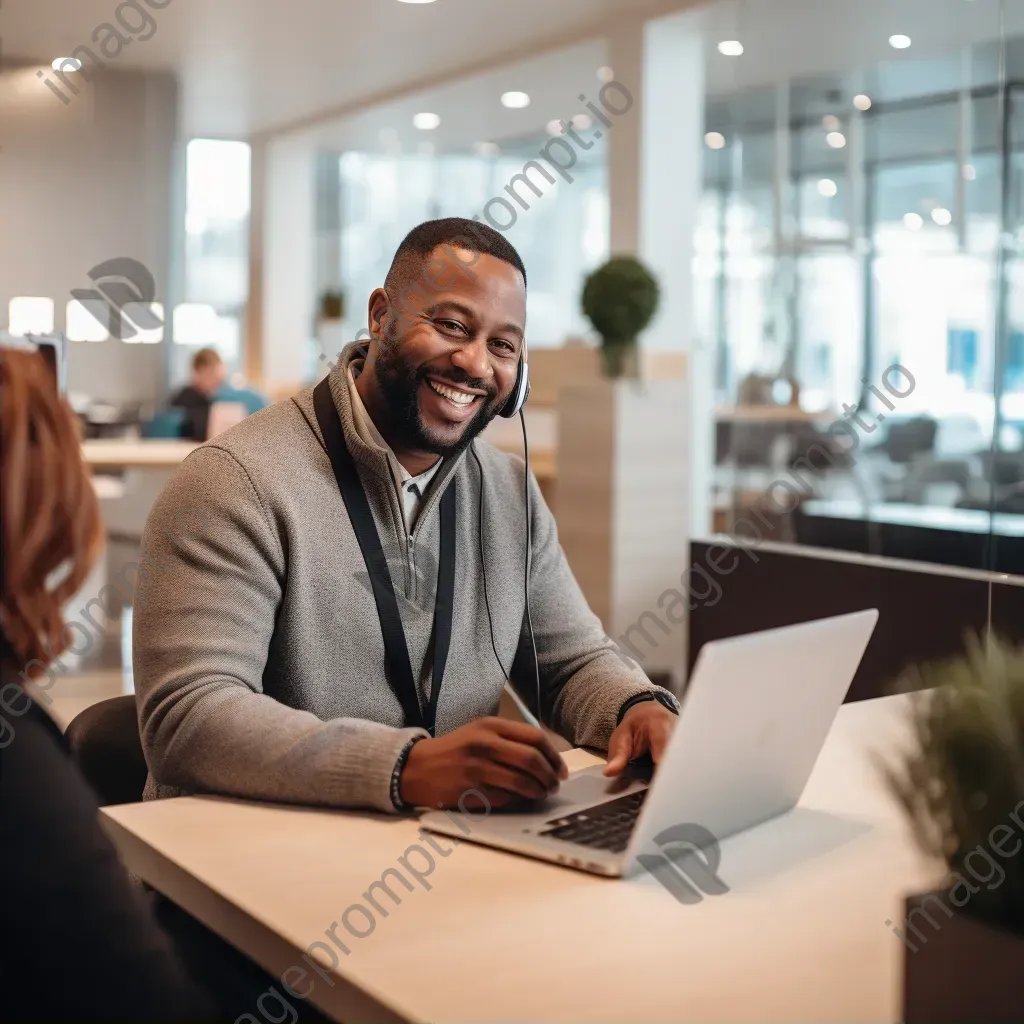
[581, 256, 660, 379]
[558, 255, 686, 691]
[882, 634, 1024, 1023]
[318, 289, 345, 323]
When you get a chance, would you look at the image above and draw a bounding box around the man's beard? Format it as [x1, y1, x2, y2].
[374, 328, 502, 457]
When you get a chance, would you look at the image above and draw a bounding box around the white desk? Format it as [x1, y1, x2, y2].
[82, 439, 198, 469]
[102, 695, 937, 1023]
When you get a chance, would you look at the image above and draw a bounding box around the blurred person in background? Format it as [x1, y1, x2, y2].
[168, 346, 228, 441]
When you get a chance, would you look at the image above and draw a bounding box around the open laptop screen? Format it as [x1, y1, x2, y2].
[0, 333, 67, 394]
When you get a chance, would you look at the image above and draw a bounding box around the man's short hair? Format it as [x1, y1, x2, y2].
[384, 217, 527, 303]
[191, 347, 223, 372]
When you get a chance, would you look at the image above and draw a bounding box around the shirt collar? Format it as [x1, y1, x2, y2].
[346, 357, 441, 489]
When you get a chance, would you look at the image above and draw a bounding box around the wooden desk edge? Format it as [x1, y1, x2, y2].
[102, 814, 413, 1024]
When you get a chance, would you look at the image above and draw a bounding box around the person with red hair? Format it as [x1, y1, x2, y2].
[0, 345, 213, 1021]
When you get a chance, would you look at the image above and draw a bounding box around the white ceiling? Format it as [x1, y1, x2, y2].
[1, 0, 686, 137]
[3, 0, 1020, 146]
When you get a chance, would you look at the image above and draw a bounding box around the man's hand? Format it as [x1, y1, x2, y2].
[399, 718, 569, 810]
[603, 700, 678, 777]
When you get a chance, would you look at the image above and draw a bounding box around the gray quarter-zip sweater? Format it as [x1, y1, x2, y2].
[133, 342, 674, 813]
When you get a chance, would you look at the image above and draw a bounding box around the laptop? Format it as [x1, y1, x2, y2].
[420, 609, 879, 877]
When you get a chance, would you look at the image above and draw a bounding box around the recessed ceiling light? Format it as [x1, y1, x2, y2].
[903, 212, 924, 230]
[597, 66, 615, 83]
[396, 0, 438, 4]
[853, 94, 872, 110]
[818, 179, 838, 197]
[52, 56, 81, 71]
[822, 114, 841, 131]
[826, 132, 847, 149]
[931, 207, 952, 226]
[572, 113, 592, 130]
[962, 163, 977, 181]
[412, 112, 440, 130]
[501, 91, 530, 109]
[705, 132, 726, 150]
[474, 141, 499, 156]
[546, 119, 564, 136]
[718, 40, 744, 56]
[889, 34, 912, 49]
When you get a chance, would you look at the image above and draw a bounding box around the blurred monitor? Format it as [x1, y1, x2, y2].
[0, 332, 68, 394]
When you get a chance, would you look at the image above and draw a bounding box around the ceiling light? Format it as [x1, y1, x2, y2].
[51, 56, 81, 72]
[597, 66, 614, 83]
[572, 113, 592, 130]
[501, 91, 530, 109]
[396, 0, 438, 3]
[718, 40, 744, 56]
[826, 132, 847, 149]
[853, 94, 872, 111]
[705, 132, 726, 150]
[473, 141, 499, 156]
[546, 119, 564, 136]
[412, 112, 440, 130]
[962, 163, 977, 181]
[818, 179, 838, 197]
[903, 212, 924, 231]
[822, 114, 840, 131]
[931, 207, 952, 226]
[889, 34, 912, 49]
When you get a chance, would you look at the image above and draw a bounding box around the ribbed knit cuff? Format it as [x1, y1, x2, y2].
[390, 735, 426, 811]
[616, 690, 680, 727]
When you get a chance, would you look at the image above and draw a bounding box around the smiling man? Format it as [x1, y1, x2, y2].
[133, 217, 679, 814]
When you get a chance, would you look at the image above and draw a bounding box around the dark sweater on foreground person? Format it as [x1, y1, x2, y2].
[0, 662, 213, 1022]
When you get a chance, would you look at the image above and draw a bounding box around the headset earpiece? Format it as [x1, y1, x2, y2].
[500, 354, 530, 419]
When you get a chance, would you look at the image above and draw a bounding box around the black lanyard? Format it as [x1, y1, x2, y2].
[314, 378, 455, 736]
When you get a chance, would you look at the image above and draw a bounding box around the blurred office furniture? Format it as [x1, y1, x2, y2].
[65, 696, 147, 807]
[217, 381, 270, 415]
[688, 538, 1024, 702]
[714, 407, 837, 538]
[84, 441, 200, 632]
[78, 399, 149, 439]
[83, 439, 199, 469]
[793, 499, 1024, 574]
[142, 409, 187, 439]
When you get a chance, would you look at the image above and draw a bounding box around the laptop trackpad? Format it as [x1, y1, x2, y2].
[489, 764, 649, 824]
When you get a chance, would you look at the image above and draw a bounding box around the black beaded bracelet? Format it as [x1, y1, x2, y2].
[390, 736, 425, 811]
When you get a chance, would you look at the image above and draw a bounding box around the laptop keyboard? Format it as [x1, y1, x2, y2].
[537, 789, 648, 854]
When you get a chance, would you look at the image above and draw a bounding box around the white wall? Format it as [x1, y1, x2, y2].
[0, 61, 179, 404]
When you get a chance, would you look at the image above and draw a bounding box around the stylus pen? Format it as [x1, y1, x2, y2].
[503, 681, 542, 729]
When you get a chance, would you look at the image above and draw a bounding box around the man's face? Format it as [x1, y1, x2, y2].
[194, 361, 227, 396]
[366, 246, 526, 457]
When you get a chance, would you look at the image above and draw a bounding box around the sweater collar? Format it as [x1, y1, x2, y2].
[324, 341, 467, 530]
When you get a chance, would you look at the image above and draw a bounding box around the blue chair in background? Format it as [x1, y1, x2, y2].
[215, 383, 269, 415]
[141, 408, 186, 439]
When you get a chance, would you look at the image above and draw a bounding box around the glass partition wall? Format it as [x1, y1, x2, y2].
[706, 5, 1024, 576]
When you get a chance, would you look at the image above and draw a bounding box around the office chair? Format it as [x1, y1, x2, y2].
[65, 695, 148, 806]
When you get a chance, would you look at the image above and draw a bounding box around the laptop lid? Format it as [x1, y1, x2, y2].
[625, 609, 879, 868]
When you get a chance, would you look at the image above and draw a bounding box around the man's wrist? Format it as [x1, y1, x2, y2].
[616, 690, 680, 727]
[390, 735, 426, 811]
